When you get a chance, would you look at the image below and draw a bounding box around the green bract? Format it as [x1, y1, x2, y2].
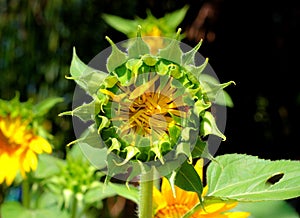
[60, 27, 234, 183]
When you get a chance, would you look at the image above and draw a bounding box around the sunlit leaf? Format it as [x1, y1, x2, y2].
[206, 153, 300, 201]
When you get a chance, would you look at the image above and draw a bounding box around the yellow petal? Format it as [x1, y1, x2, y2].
[153, 186, 167, 213]
[194, 158, 204, 181]
[161, 177, 173, 197]
[202, 185, 209, 196]
[1, 154, 19, 186]
[175, 186, 199, 207]
[0, 155, 6, 184]
[29, 138, 43, 154]
[30, 136, 52, 154]
[224, 211, 251, 218]
[21, 152, 31, 172]
[23, 149, 38, 172]
[201, 203, 228, 214]
[5, 167, 17, 186]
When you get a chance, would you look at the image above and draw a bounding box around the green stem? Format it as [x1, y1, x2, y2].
[22, 178, 30, 208]
[71, 195, 78, 218]
[139, 170, 154, 218]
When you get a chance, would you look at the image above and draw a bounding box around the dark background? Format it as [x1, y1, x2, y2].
[1, 0, 300, 215]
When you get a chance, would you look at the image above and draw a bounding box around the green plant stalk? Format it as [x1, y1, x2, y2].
[22, 178, 30, 208]
[71, 195, 78, 218]
[139, 170, 154, 218]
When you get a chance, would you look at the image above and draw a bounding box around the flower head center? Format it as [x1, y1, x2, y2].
[127, 91, 172, 137]
[0, 117, 25, 149]
[107, 73, 189, 145]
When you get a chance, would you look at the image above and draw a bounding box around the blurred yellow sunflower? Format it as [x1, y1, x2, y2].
[153, 159, 250, 218]
[0, 116, 52, 186]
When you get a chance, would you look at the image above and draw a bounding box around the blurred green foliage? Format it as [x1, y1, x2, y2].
[0, 0, 138, 155]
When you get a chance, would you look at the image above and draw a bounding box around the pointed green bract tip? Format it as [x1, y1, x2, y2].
[176, 28, 182, 39]
[194, 39, 203, 52]
[105, 36, 114, 46]
[137, 25, 142, 37]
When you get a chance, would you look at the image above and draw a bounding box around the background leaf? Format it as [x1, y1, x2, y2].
[206, 153, 300, 201]
[33, 97, 64, 117]
[33, 154, 65, 179]
[0, 201, 69, 218]
[162, 5, 189, 29]
[232, 200, 299, 218]
[108, 183, 139, 204]
[102, 14, 138, 36]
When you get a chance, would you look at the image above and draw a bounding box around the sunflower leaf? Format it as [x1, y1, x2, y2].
[33, 97, 63, 117]
[0, 201, 69, 218]
[162, 5, 189, 29]
[84, 183, 116, 204]
[173, 160, 203, 199]
[233, 200, 299, 218]
[206, 153, 300, 201]
[108, 182, 139, 204]
[34, 154, 65, 179]
[102, 14, 138, 36]
[191, 137, 207, 158]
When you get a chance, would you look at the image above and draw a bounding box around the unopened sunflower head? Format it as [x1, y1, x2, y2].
[61, 27, 234, 182]
[102, 6, 189, 54]
[0, 93, 62, 185]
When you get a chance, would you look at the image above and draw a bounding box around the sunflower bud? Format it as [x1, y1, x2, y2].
[61, 27, 234, 183]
